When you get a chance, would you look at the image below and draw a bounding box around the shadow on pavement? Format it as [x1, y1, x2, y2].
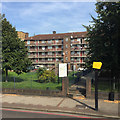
[72, 98, 96, 111]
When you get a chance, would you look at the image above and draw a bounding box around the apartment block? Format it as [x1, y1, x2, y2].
[24, 31, 88, 71]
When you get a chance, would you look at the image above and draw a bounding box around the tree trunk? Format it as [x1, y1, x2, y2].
[5, 68, 8, 82]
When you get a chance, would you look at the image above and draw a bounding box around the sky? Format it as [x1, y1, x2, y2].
[2, 2, 97, 36]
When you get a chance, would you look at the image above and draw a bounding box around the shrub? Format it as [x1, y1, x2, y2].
[37, 68, 57, 83]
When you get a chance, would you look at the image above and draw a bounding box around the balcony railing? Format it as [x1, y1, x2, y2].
[71, 41, 87, 45]
[25, 42, 62, 46]
[70, 60, 85, 64]
[71, 48, 86, 51]
[28, 48, 62, 52]
[30, 55, 62, 58]
[32, 60, 62, 64]
[71, 55, 87, 57]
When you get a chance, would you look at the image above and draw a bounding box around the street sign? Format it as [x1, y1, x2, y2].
[59, 63, 67, 77]
[93, 62, 102, 69]
[92, 61, 102, 111]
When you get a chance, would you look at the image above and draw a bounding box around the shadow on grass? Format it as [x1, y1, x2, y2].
[56, 86, 62, 91]
[2, 76, 24, 82]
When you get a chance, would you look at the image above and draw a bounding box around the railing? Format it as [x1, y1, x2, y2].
[71, 55, 87, 57]
[29, 49, 62, 52]
[25, 42, 63, 46]
[71, 48, 86, 51]
[70, 60, 85, 64]
[71, 41, 87, 45]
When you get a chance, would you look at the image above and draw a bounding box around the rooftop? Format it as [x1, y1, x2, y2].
[25, 31, 87, 40]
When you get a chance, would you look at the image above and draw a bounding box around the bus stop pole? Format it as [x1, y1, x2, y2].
[95, 69, 98, 111]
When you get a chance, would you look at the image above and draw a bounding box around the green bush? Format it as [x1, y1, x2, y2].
[37, 68, 57, 83]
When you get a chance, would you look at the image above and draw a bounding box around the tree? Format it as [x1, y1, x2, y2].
[83, 2, 120, 79]
[36, 67, 46, 80]
[2, 15, 32, 82]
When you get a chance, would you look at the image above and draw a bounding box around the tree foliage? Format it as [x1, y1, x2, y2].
[37, 67, 57, 83]
[2, 15, 32, 81]
[83, 2, 120, 78]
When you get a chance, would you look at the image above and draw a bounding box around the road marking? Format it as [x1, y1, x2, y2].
[104, 100, 120, 103]
[4, 94, 20, 96]
[73, 96, 85, 100]
[2, 108, 109, 120]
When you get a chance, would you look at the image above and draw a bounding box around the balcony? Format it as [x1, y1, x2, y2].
[71, 41, 87, 45]
[70, 60, 85, 64]
[25, 42, 63, 47]
[71, 55, 87, 57]
[32, 60, 62, 64]
[28, 55, 36, 58]
[38, 55, 62, 58]
[71, 48, 86, 51]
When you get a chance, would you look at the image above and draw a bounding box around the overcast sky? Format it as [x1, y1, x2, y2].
[2, 2, 97, 36]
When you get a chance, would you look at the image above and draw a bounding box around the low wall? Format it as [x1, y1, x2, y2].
[2, 88, 64, 97]
[90, 91, 119, 100]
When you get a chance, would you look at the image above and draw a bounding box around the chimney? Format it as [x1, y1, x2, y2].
[53, 31, 56, 34]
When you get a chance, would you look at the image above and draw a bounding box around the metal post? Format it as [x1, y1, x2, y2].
[31, 77, 32, 89]
[14, 77, 15, 89]
[95, 70, 98, 111]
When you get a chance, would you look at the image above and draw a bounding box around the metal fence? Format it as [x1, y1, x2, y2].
[92, 77, 120, 92]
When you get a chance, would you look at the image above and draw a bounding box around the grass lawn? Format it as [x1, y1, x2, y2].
[2, 71, 62, 90]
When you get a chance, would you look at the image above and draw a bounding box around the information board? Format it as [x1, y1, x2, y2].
[59, 63, 67, 77]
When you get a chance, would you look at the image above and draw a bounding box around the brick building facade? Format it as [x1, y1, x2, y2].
[24, 31, 88, 71]
[17, 31, 29, 41]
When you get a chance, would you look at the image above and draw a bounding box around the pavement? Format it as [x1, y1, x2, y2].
[1, 93, 120, 119]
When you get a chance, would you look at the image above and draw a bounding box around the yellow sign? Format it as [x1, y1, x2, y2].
[93, 62, 102, 69]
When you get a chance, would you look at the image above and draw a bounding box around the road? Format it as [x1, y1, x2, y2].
[1, 108, 115, 120]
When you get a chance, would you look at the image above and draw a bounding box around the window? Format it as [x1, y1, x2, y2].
[48, 58, 52, 61]
[42, 52, 45, 55]
[84, 44, 87, 48]
[27, 40, 30, 44]
[71, 39, 74, 42]
[27, 53, 30, 56]
[84, 38, 87, 41]
[66, 57, 68, 61]
[27, 46, 30, 50]
[65, 51, 68, 55]
[66, 45, 68, 48]
[77, 51, 80, 54]
[56, 46, 58, 49]
[42, 46, 45, 50]
[48, 46, 52, 49]
[66, 38, 68, 42]
[71, 51, 74, 55]
[56, 52, 58, 55]
[42, 58, 45, 61]
[48, 52, 52, 55]
[42, 40, 45, 43]
[56, 58, 59, 61]
[77, 38, 80, 41]
[56, 40, 59, 43]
